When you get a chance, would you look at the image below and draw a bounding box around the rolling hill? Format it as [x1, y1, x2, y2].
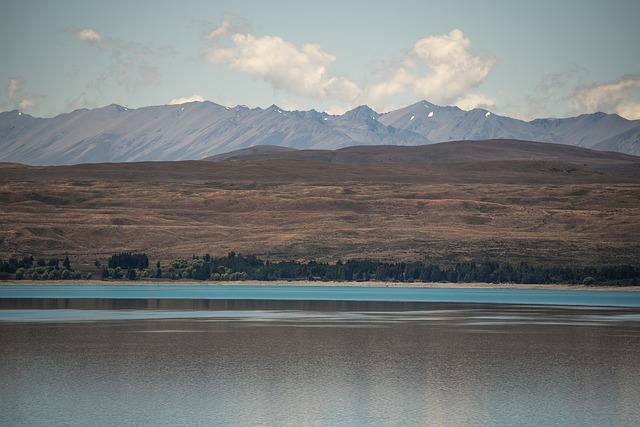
[205, 139, 640, 177]
[1, 140, 639, 267]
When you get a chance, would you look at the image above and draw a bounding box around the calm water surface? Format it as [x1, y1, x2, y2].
[1, 285, 640, 426]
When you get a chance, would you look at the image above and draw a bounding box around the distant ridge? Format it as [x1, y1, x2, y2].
[1, 100, 639, 165]
[207, 145, 298, 162]
[205, 139, 640, 177]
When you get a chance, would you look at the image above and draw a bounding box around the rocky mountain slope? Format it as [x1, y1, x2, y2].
[1, 100, 638, 165]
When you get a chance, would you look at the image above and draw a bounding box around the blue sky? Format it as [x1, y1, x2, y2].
[1, 0, 639, 119]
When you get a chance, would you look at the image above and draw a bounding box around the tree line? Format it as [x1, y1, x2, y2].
[0, 255, 90, 280]
[107, 252, 149, 270]
[3, 252, 639, 286]
[102, 251, 639, 286]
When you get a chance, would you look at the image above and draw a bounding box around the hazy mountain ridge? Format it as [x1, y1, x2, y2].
[377, 101, 640, 151]
[1, 100, 638, 165]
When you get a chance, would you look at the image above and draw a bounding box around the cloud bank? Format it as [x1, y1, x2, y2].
[367, 29, 496, 111]
[202, 17, 360, 103]
[201, 19, 495, 112]
[169, 94, 205, 105]
[23, 18, 632, 121]
[568, 75, 640, 120]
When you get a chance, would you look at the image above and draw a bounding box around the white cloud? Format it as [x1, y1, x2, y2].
[363, 29, 495, 111]
[454, 93, 496, 110]
[367, 68, 415, 104]
[617, 102, 640, 121]
[200, 20, 496, 113]
[201, 18, 360, 102]
[169, 95, 205, 105]
[568, 75, 640, 119]
[205, 15, 234, 39]
[410, 29, 495, 102]
[73, 28, 166, 92]
[18, 98, 37, 110]
[76, 28, 102, 44]
[5, 77, 40, 112]
[68, 93, 89, 110]
[7, 78, 21, 100]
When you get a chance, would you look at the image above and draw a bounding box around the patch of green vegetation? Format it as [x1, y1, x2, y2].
[96, 251, 640, 286]
[0, 255, 90, 280]
[4, 251, 637, 287]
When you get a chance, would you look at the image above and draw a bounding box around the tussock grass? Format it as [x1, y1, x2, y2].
[1, 156, 639, 266]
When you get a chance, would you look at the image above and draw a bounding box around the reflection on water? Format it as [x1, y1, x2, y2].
[2, 304, 640, 327]
[1, 298, 640, 426]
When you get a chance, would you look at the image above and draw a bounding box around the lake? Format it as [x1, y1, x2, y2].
[1, 284, 640, 426]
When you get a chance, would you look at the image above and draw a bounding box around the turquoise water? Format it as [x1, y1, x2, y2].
[2, 285, 640, 426]
[1, 284, 640, 306]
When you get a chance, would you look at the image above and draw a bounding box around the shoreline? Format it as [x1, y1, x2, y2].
[1, 279, 638, 291]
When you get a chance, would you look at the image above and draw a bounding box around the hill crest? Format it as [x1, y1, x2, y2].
[205, 139, 640, 177]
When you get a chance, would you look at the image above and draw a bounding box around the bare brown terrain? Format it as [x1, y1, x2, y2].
[1, 140, 639, 267]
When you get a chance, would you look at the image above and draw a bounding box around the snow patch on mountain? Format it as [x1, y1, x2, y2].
[0, 100, 638, 165]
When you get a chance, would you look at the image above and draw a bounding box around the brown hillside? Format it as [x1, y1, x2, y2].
[205, 139, 640, 177]
[1, 145, 640, 267]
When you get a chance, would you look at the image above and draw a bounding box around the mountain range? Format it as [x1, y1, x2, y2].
[1, 100, 639, 165]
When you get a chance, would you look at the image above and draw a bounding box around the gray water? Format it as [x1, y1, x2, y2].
[1, 286, 640, 426]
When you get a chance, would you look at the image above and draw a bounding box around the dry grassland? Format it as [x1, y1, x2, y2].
[1, 158, 639, 266]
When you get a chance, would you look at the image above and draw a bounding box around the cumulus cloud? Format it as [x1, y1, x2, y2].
[568, 75, 640, 120]
[200, 20, 495, 113]
[410, 29, 496, 102]
[367, 68, 415, 104]
[5, 77, 40, 112]
[201, 17, 360, 102]
[76, 28, 103, 46]
[366, 29, 495, 110]
[617, 102, 640, 121]
[454, 93, 496, 110]
[169, 94, 205, 105]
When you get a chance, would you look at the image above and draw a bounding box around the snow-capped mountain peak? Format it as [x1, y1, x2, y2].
[0, 100, 638, 165]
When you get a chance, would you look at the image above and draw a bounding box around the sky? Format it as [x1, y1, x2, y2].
[1, 0, 639, 120]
